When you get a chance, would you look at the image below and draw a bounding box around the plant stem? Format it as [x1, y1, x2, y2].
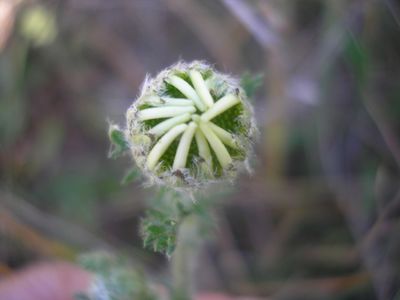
[171, 213, 200, 300]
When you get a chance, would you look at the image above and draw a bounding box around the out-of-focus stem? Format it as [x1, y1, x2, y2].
[171, 214, 200, 300]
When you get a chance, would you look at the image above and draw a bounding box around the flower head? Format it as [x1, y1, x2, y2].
[126, 61, 257, 189]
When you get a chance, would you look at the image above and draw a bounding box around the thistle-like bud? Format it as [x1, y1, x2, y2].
[126, 61, 257, 189]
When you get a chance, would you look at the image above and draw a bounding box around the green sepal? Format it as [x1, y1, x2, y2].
[121, 166, 141, 185]
[108, 125, 129, 159]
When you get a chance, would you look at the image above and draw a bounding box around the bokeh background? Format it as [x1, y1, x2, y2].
[1, 0, 400, 299]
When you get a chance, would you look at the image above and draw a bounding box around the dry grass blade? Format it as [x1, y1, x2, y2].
[219, 0, 279, 50]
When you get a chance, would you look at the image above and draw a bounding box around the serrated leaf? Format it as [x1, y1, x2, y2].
[240, 72, 263, 98]
[141, 209, 178, 256]
[141, 190, 216, 256]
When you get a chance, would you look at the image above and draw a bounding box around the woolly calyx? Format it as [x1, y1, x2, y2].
[126, 61, 257, 189]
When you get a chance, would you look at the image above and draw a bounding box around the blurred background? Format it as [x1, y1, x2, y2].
[1, 0, 400, 299]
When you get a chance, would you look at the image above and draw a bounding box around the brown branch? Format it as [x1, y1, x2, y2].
[0, 211, 76, 259]
[0, 190, 111, 251]
[235, 272, 370, 298]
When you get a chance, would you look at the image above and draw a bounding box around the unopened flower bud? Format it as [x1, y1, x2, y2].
[126, 61, 257, 189]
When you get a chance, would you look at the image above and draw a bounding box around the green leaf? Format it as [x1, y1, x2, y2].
[121, 166, 141, 185]
[141, 189, 217, 256]
[108, 125, 129, 159]
[141, 209, 178, 256]
[240, 72, 263, 98]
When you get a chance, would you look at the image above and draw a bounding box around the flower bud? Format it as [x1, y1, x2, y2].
[126, 61, 257, 189]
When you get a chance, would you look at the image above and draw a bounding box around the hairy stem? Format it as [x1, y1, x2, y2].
[171, 213, 201, 300]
